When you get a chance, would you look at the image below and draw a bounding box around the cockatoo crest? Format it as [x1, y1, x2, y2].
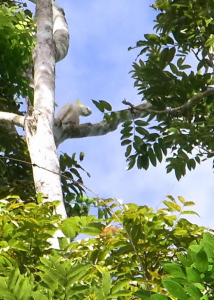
[75, 99, 83, 106]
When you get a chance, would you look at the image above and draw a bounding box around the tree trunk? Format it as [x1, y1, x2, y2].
[24, 0, 67, 219]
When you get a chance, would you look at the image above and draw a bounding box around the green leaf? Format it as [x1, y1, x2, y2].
[186, 267, 201, 283]
[61, 222, 76, 239]
[179, 64, 191, 70]
[125, 144, 132, 157]
[136, 127, 149, 136]
[111, 280, 130, 294]
[82, 222, 103, 235]
[92, 99, 104, 112]
[169, 62, 179, 75]
[102, 272, 111, 296]
[205, 34, 214, 47]
[185, 284, 202, 299]
[173, 228, 187, 236]
[134, 290, 152, 300]
[135, 120, 149, 126]
[168, 127, 177, 133]
[181, 211, 199, 216]
[137, 154, 149, 170]
[195, 249, 208, 272]
[148, 148, 157, 166]
[177, 254, 190, 267]
[162, 263, 186, 278]
[166, 195, 176, 202]
[8, 268, 20, 290]
[159, 48, 169, 69]
[162, 279, 188, 299]
[163, 200, 181, 212]
[58, 237, 69, 250]
[203, 232, 214, 247]
[144, 33, 159, 42]
[121, 139, 132, 146]
[183, 201, 195, 206]
[153, 143, 162, 163]
[168, 47, 176, 62]
[16, 277, 32, 300]
[31, 292, 48, 300]
[67, 263, 91, 285]
[99, 100, 112, 111]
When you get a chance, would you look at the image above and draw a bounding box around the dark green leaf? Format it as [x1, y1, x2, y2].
[125, 145, 132, 157]
[121, 139, 132, 146]
[137, 154, 149, 170]
[136, 127, 149, 136]
[153, 143, 162, 162]
[99, 100, 112, 111]
[148, 148, 157, 166]
[135, 120, 149, 126]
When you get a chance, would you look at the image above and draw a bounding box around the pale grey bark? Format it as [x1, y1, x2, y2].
[29, 0, 69, 63]
[0, 112, 24, 127]
[52, 1, 69, 62]
[24, 0, 67, 218]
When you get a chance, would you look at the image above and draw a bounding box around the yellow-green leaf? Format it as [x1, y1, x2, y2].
[183, 201, 195, 207]
[178, 196, 185, 204]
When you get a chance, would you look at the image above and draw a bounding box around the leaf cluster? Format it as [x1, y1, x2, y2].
[0, 2, 35, 101]
[0, 2, 36, 200]
[152, 232, 214, 299]
[0, 194, 209, 299]
[59, 152, 98, 217]
[125, 0, 214, 179]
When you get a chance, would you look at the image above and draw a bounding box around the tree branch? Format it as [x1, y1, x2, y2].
[0, 112, 24, 127]
[28, 0, 69, 62]
[54, 102, 150, 146]
[52, 1, 69, 62]
[129, 87, 214, 115]
[54, 87, 214, 146]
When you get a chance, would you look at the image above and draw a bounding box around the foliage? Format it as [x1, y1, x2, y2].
[1, 0, 214, 299]
[152, 232, 214, 299]
[119, 0, 214, 179]
[0, 194, 210, 299]
[60, 152, 97, 217]
[0, 1, 35, 101]
[0, 1, 35, 201]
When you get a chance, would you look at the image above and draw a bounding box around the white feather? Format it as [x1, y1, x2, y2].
[56, 102, 92, 124]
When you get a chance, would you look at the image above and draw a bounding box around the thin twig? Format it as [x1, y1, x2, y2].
[123, 88, 214, 115]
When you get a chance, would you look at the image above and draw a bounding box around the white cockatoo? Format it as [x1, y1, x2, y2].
[56, 100, 92, 125]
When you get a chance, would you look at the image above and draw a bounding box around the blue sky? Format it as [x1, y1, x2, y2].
[28, 0, 214, 228]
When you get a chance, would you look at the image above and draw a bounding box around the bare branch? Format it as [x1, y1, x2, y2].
[135, 88, 214, 115]
[0, 112, 24, 127]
